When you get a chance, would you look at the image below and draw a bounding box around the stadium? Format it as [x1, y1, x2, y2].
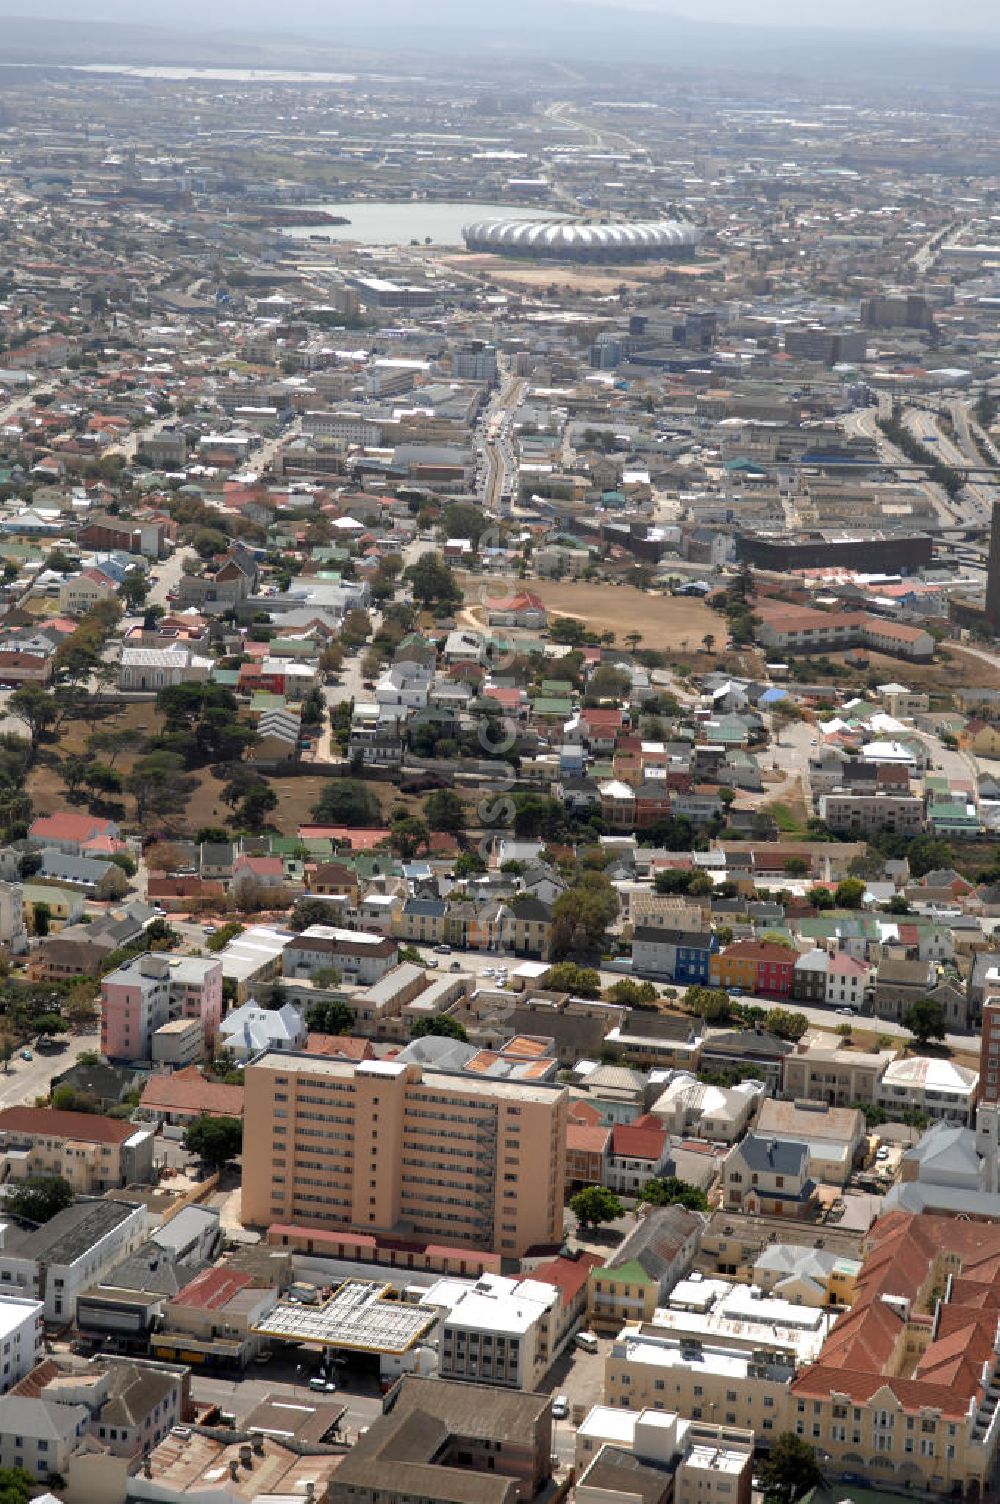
[461, 217, 700, 263]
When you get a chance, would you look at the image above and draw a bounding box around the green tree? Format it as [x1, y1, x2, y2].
[454, 850, 487, 877]
[125, 751, 191, 825]
[6, 1175, 73, 1224]
[424, 788, 467, 834]
[206, 922, 243, 953]
[235, 781, 278, 830]
[410, 1015, 469, 1042]
[193, 527, 229, 559]
[289, 898, 338, 932]
[183, 1114, 243, 1169]
[551, 872, 619, 957]
[8, 686, 55, 757]
[306, 999, 354, 1034]
[0, 1467, 37, 1504]
[257, 980, 287, 1011]
[684, 986, 735, 1024]
[605, 978, 659, 1008]
[764, 1008, 810, 1041]
[570, 1185, 624, 1230]
[903, 997, 947, 1047]
[807, 885, 836, 910]
[835, 877, 867, 910]
[638, 1176, 709, 1212]
[34, 1013, 66, 1036]
[404, 552, 463, 612]
[313, 779, 382, 827]
[543, 962, 603, 998]
[120, 566, 149, 610]
[389, 816, 428, 860]
[757, 1433, 822, 1504]
[32, 903, 51, 938]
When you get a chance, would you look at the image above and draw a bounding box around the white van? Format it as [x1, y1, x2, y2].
[575, 1331, 599, 1353]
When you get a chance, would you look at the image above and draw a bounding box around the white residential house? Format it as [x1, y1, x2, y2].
[876, 1056, 979, 1124]
[375, 661, 432, 711]
[217, 1002, 307, 1063]
[824, 952, 872, 1010]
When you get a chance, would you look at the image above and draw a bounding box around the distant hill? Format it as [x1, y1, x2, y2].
[0, 3, 996, 81]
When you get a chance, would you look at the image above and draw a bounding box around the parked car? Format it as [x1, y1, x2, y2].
[552, 1395, 569, 1419]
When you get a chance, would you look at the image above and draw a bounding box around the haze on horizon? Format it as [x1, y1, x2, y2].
[0, 0, 996, 35]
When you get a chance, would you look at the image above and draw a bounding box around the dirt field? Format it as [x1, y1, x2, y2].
[438, 252, 671, 296]
[27, 702, 334, 841]
[459, 574, 720, 649]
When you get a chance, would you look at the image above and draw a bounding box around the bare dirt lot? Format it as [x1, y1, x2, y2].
[458, 573, 720, 649]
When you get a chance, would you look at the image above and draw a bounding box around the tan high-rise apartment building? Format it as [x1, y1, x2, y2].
[242, 1050, 567, 1257]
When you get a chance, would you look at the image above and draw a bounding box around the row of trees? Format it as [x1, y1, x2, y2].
[569, 1175, 709, 1229]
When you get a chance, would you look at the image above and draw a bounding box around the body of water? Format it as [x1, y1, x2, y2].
[281, 201, 563, 246]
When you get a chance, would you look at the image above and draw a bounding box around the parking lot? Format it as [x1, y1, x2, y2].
[186, 1328, 609, 1464]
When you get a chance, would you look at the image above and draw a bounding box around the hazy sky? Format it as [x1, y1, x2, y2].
[659, 0, 996, 30]
[2, 0, 998, 37]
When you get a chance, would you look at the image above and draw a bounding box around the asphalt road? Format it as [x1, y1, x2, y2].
[147, 545, 196, 608]
[0, 1029, 100, 1108]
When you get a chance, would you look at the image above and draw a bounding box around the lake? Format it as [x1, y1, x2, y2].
[280, 201, 563, 246]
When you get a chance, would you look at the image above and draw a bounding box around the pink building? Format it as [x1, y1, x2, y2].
[101, 953, 223, 1062]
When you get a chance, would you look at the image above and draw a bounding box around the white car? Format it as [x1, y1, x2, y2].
[552, 1395, 569, 1419]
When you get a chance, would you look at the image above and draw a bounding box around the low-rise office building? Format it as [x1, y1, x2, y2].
[0, 1107, 154, 1194]
[0, 1199, 147, 1322]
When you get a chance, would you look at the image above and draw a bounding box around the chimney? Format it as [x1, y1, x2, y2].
[253, 1437, 265, 1456]
[240, 1445, 253, 1469]
[143, 1458, 152, 1480]
[306, 1484, 316, 1501]
[229, 1461, 240, 1482]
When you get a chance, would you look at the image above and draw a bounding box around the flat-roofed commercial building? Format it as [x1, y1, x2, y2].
[242, 1050, 567, 1258]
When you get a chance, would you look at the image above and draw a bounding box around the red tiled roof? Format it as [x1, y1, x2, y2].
[567, 1122, 611, 1155]
[0, 1105, 135, 1144]
[29, 813, 116, 844]
[140, 1068, 244, 1119]
[610, 1121, 666, 1162]
[568, 1100, 604, 1126]
[792, 1213, 1000, 1416]
[530, 1251, 602, 1305]
[298, 826, 391, 850]
[305, 1033, 374, 1061]
[720, 940, 796, 964]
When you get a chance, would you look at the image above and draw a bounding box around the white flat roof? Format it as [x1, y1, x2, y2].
[0, 1293, 42, 1338]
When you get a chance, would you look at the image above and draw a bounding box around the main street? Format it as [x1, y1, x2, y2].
[403, 943, 971, 1048]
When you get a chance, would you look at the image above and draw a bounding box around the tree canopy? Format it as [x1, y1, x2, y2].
[6, 1175, 74, 1224]
[570, 1185, 624, 1230]
[404, 552, 463, 612]
[410, 1015, 469, 1042]
[183, 1114, 243, 1169]
[638, 1176, 709, 1212]
[757, 1433, 822, 1504]
[903, 997, 947, 1047]
[313, 779, 382, 827]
